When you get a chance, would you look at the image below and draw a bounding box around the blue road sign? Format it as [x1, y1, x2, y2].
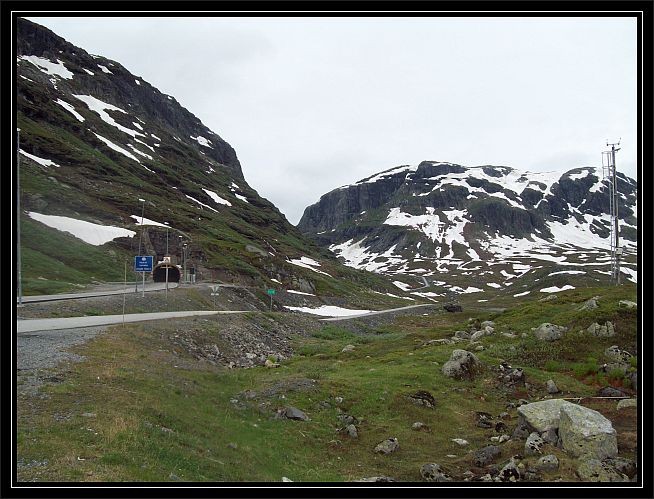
[134, 255, 153, 272]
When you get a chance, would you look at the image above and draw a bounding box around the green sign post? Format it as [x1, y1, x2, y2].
[267, 289, 275, 311]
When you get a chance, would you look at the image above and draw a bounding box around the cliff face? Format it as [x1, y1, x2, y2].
[298, 160, 637, 287]
[15, 18, 395, 297]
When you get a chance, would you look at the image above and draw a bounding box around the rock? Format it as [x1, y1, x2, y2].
[546, 380, 559, 394]
[481, 320, 495, 328]
[81, 412, 96, 418]
[484, 325, 495, 335]
[354, 476, 395, 482]
[412, 422, 430, 432]
[536, 454, 559, 472]
[616, 398, 637, 410]
[374, 437, 399, 455]
[420, 463, 451, 482]
[475, 411, 494, 428]
[525, 432, 545, 456]
[451, 438, 469, 446]
[500, 368, 525, 386]
[281, 406, 310, 421]
[337, 414, 359, 426]
[559, 404, 618, 460]
[605, 457, 637, 478]
[495, 421, 508, 433]
[587, 321, 615, 337]
[618, 300, 637, 309]
[281, 477, 293, 482]
[470, 330, 486, 342]
[442, 349, 482, 380]
[576, 459, 628, 482]
[516, 399, 575, 433]
[498, 434, 511, 443]
[264, 359, 280, 368]
[227, 442, 238, 449]
[597, 386, 628, 397]
[540, 427, 559, 446]
[475, 345, 485, 351]
[533, 323, 567, 342]
[604, 345, 631, 363]
[578, 297, 599, 310]
[409, 390, 436, 408]
[601, 362, 628, 375]
[497, 458, 521, 482]
[343, 424, 358, 438]
[512, 420, 532, 440]
[443, 303, 463, 313]
[630, 372, 637, 390]
[341, 344, 356, 353]
[473, 445, 501, 467]
[454, 330, 471, 340]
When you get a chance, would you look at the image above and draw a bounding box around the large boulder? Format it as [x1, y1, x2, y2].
[420, 463, 451, 482]
[587, 321, 615, 337]
[473, 445, 501, 467]
[374, 437, 399, 455]
[558, 404, 617, 460]
[533, 323, 567, 341]
[442, 350, 482, 380]
[516, 399, 576, 433]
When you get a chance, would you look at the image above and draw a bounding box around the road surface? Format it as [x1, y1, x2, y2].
[17, 282, 179, 304]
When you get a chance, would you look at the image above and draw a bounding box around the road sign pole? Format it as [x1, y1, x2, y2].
[122, 260, 127, 327]
[142, 271, 145, 298]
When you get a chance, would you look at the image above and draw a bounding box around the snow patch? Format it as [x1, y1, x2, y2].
[284, 305, 371, 317]
[202, 188, 232, 206]
[55, 99, 85, 122]
[540, 285, 575, 293]
[20, 150, 60, 168]
[28, 212, 135, 245]
[74, 95, 144, 138]
[19, 55, 73, 79]
[93, 133, 141, 163]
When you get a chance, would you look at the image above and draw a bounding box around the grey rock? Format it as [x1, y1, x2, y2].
[412, 422, 430, 431]
[578, 297, 599, 310]
[541, 427, 559, 446]
[454, 330, 471, 340]
[282, 406, 310, 421]
[576, 459, 629, 482]
[481, 320, 495, 328]
[498, 434, 511, 443]
[409, 390, 436, 408]
[497, 458, 521, 482]
[470, 330, 486, 342]
[475, 345, 485, 351]
[512, 419, 532, 440]
[517, 399, 576, 432]
[597, 386, 628, 397]
[559, 404, 617, 460]
[533, 323, 567, 342]
[604, 345, 632, 363]
[442, 349, 482, 380]
[443, 303, 463, 313]
[605, 457, 637, 478]
[539, 295, 558, 302]
[587, 321, 615, 337]
[420, 463, 451, 482]
[536, 454, 559, 472]
[618, 300, 637, 309]
[475, 411, 494, 428]
[546, 379, 559, 394]
[341, 344, 356, 353]
[473, 445, 501, 467]
[354, 476, 396, 482]
[616, 398, 637, 410]
[451, 438, 469, 446]
[525, 432, 545, 456]
[374, 437, 399, 454]
[337, 413, 359, 425]
[343, 424, 358, 438]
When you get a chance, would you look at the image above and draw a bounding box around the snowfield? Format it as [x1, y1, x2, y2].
[28, 212, 135, 245]
[284, 305, 372, 317]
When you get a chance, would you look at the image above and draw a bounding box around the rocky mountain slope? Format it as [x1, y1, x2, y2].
[15, 18, 396, 300]
[298, 161, 638, 299]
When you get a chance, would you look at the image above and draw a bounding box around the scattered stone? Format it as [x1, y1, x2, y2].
[420, 463, 451, 482]
[578, 297, 599, 310]
[443, 303, 463, 313]
[374, 437, 399, 455]
[280, 406, 310, 421]
[516, 399, 576, 433]
[538, 294, 558, 302]
[451, 438, 469, 446]
[536, 454, 559, 472]
[497, 458, 521, 482]
[281, 477, 293, 482]
[498, 412, 510, 419]
[490, 436, 500, 442]
[546, 380, 559, 394]
[343, 424, 358, 438]
[618, 300, 637, 309]
[559, 404, 618, 460]
[604, 345, 632, 363]
[616, 398, 637, 410]
[540, 427, 559, 446]
[341, 344, 356, 353]
[495, 421, 508, 433]
[334, 396, 344, 404]
[475, 411, 494, 428]
[480, 473, 493, 481]
[475, 345, 485, 351]
[533, 323, 567, 342]
[500, 368, 526, 387]
[512, 420, 531, 440]
[470, 330, 486, 342]
[597, 386, 628, 398]
[454, 330, 471, 340]
[412, 422, 430, 432]
[354, 476, 396, 482]
[605, 457, 637, 478]
[481, 320, 495, 328]
[501, 332, 517, 339]
[337, 414, 359, 426]
[442, 349, 482, 380]
[227, 442, 238, 449]
[576, 459, 628, 482]
[264, 359, 280, 368]
[498, 434, 511, 443]
[81, 412, 96, 418]
[409, 390, 436, 408]
[484, 325, 495, 335]
[473, 445, 501, 467]
[525, 432, 545, 456]
[587, 321, 615, 337]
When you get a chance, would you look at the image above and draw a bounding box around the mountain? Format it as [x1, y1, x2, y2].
[298, 160, 638, 299]
[15, 18, 395, 301]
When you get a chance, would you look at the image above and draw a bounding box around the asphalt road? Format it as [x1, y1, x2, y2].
[17, 282, 179, 304]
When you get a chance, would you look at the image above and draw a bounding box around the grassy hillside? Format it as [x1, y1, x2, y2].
[17, 284, 637, 482]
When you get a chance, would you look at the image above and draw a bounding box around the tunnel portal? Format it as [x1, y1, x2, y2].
[152, 263, 181, 283]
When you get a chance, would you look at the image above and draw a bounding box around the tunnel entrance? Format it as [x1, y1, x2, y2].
[153, 263, 181, 283]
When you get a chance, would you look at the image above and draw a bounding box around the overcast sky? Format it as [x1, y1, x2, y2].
[28, 16, 638, 224]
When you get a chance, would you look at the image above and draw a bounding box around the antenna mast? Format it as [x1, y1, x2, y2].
[602, 139, 621, 285]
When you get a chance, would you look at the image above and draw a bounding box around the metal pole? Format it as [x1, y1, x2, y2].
[165, 224, 169, 299]
[612, 145, 620, 285]
[122, 259, 127, 326]
[136, 198, 145, 293]
[17, 128, 23, 306]
[183, 244, 187, 285]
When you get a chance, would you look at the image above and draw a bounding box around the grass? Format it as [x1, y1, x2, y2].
[16, 284, 638, 482]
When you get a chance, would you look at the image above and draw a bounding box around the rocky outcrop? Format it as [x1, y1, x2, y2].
[558, 404, 618, 460]
[533, 323, 567, 342]
[587, 322, 615, 337]
[517, 399, 575, 432]
[442, 350, 482, 380]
